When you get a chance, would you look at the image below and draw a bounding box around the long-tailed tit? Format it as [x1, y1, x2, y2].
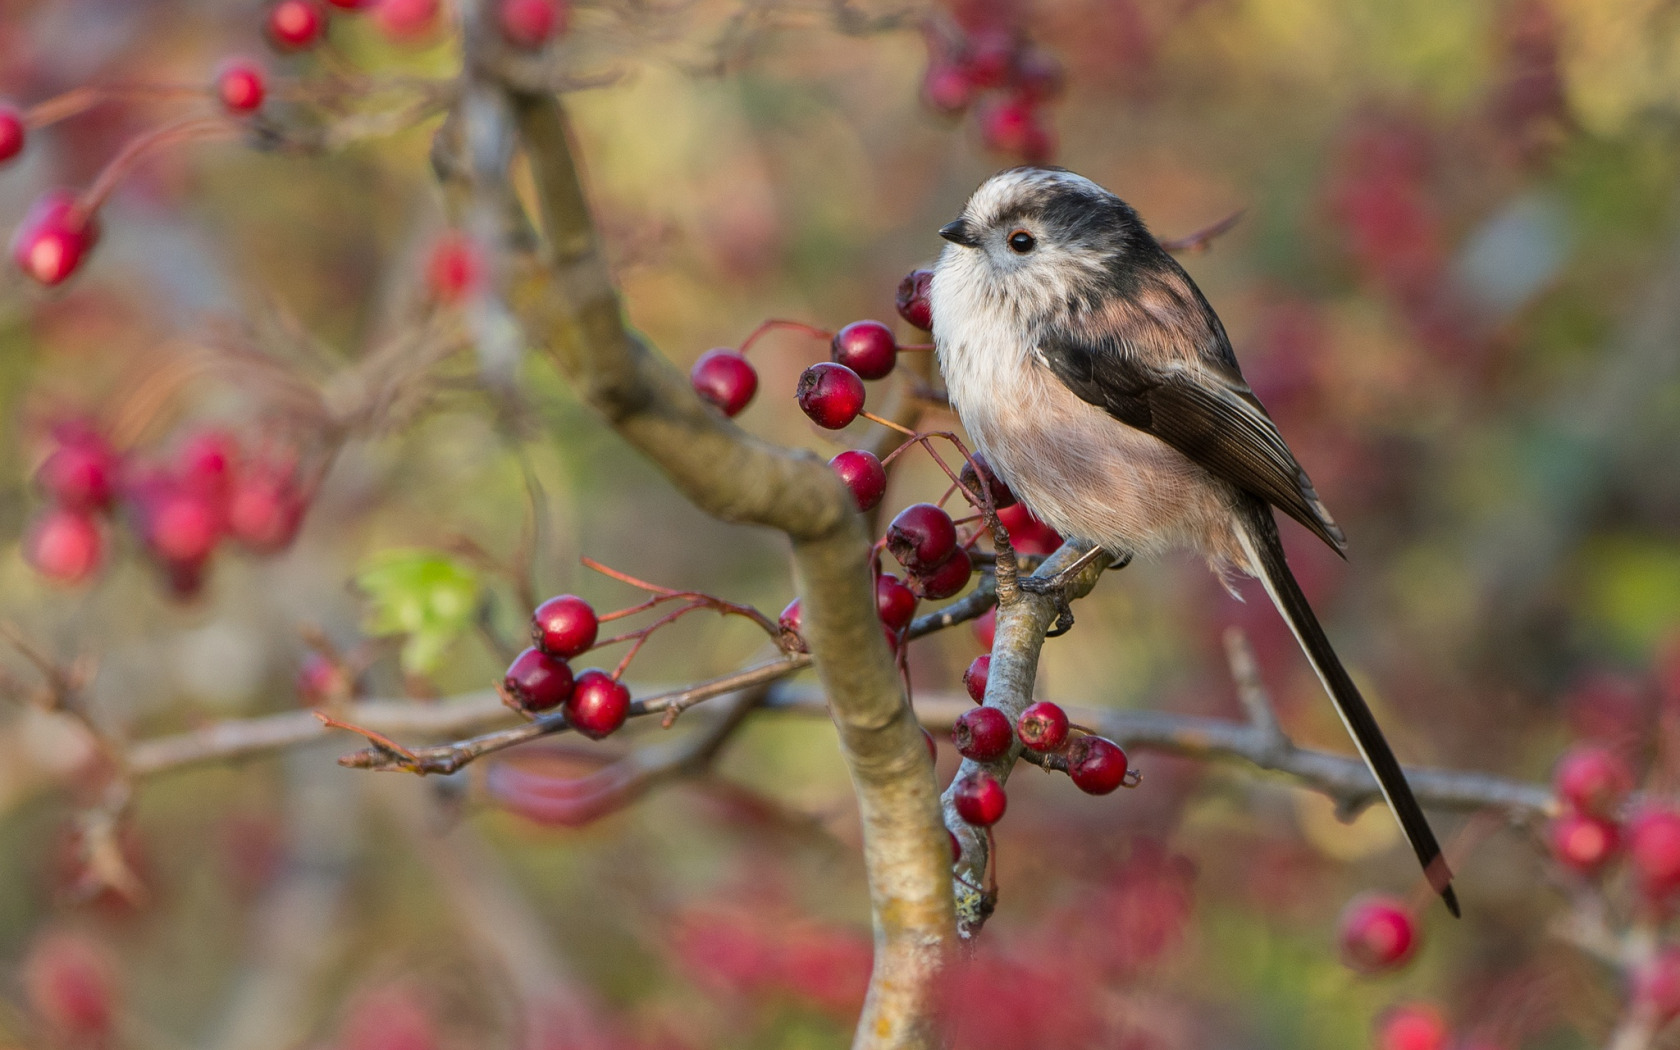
[931, 167, 1458, 916]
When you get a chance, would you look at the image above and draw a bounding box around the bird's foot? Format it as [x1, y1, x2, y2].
[1016, 546, 1131, 638]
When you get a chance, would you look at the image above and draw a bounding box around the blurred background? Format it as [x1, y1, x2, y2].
[2, 0, 1679, 1046]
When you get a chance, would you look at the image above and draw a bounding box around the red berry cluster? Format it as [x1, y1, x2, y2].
[503, 594, 631, 739]
[948, 691, 1132, 830]
[265, 0, 565, 50]
[919, 16, 1063, 164]
[1338, 893, 1419, 973]
[24, 423, 308, 596]
[1547, 744, 1632, 877]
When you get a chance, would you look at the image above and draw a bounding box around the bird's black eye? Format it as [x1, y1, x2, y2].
[1007, 229, 1036, 254]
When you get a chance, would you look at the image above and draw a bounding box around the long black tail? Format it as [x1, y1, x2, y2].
[1236, 501, 1459, 918]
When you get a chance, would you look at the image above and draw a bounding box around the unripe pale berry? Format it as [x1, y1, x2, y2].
[0, 105, 25, 164]
[499, 0, 564, 48]
[565, 669, 630, 739]
[216, 61, 267, 114]
[1628, 806, 1680, 899]
[951, 706, 1012, 761]
[25, 509, 103, 584]
[1554, 745, 1633, 817]
[267, 0, 327, 49]
[895, 269, 934, 330]
[796, 362, 866, 430]
[531, 595, 598, 659]
[962, 654, 989, 703]
[1376, 1003, 1448, 1050]
[829, 449, 886, 512]
[504, 647, 573, 711]
[1066, 735, 1129, 795]
[13, 190, 98, 286]
[1549, 812, 1620, 875]
[912, 549, 973, 600]
[1017, 701, 1069, 751]
[958, 453, 1016, 509]
[952, 771, 1006, 826]
[691, 349, 757, 417]
[1338, 894, 1418, 972]
[886, 503, 958, 572]
[875, 574, 917, 633]
[830, 320, 897, 380]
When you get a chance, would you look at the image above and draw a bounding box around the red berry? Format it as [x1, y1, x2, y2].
[1629, 806, 1680, 898]
[1338, 894, 1418, 972]
[324, 0, 369, 8]
[912, 548, 973, 599]
[796, 362, 867, 430]
[267, 0, 327, 49]
[1554, 745, 1633, 817]
[36, 430, 120, 512]
[923, 726, 937, 763]
[531, 594, 598, 659]
[978, 95, 1054, 163]
[886, 503, 958, 571]
[1637, 948, 1680, 1023]
[830, 449, 886, 512]
[179, 428, 239, 494]
[23, 933, 116, 1041]
[25, 509, 102, 584]
[921, 62, 975, 115]
[499, 0, 565, 48]
[958, 453, 1016, 509]
[425, 232, 479, 302]
[503, 647, 574, 711]
[1376, 1003, 1448, 1050]
[1548, 812, 1620, 875]
[830, 320, 897, 380]
[895, 269, 934, 330]
[296, 653, 352, 706]
[952, 771, 1007, 826]
[0, 105, 25, 164]
[1017, 701, 1069, 751]
[973, 606, 996, 650]
[1012, 48, 1065, 103]
[227, 463, 305, 553]
[951, 706, 1012, 761]
[691, 349, 757, 417]
[778, 597, 802, 635]
[374, 0, 439, 39]
[996, 502, 1062, 555]
[875, 574, 917, 632]
[216, 61, 266, 114]
[1066, 735, 1129, 795]
[961, 655, 991, 704]
[12, 190, 98, 286]
[140, 485, 220, 564]
[565, 668, 630, 739]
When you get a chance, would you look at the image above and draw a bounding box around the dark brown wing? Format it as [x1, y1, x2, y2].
[1037, 325, 1347, 555]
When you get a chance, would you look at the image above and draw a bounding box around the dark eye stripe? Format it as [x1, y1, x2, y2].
[1008, 230, 1036, 254]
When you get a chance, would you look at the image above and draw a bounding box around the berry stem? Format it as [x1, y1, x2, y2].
[81, 116, 239, 213]
[735, 318, 832, 355]
[24, 82, 209, 129]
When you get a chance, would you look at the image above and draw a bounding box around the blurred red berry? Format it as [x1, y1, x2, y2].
[531, 594, 598, 658]
[25, 508, 103, 584]
[504, 647, 573, 712]
[963, 653, 990, 703]
[1637, 947, 1680, 1023]
[830, 449, 887, 512]
[374, 0, 439, 39]
[178, 428, 239, 506]
[952, 706, 1013, 761]
[425, 232, 479, 302]
[831, 320, 897, 380]
[267, 0, 327, 49]
[895, 268, 934, 330]
[565, 668, 630, 739]
[886, 502, 958, 571]
[691, 348, 757, 417]
[0, 104, 25, 164]
[1338, 893, 1418, 972]
[296, 652, 352, 706]
[963, 30, 1016, 89]
[796, 362, 867, 429]
[996, 502, 1061, 555]
[324, 0, 370, 7]
[1548, 812, 1620, 875]
[13, 190, 98, 286]
[875, 574, 917, 632]
[1553, 744, 1632, 817]
[216, 61, 266, 114]
[973, 605, 996, 650]
[921, 62, 975, 115]
[227, 464, 305, 553]
[1066, 735, 1129, 795]
[912, 548, 973, 599]
[499, 0, 564, 48]
[24, 933, 116, 1041]
[336, 985, 439, 1050]
[978, 94, 1054, 163]
[1013, 47, 1065, 103]
[1017, 701, 1069, 751]
[140, 484, 221, 564]
[36, 430, 120, 512]
[1376, 1003, 1448, 1050]
[959, 453, 1016, 509]
[1629, 806, 1680, 899]
[953, 771, 1007, 826]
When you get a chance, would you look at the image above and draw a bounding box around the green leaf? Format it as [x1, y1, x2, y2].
[355, 548, 483, 676]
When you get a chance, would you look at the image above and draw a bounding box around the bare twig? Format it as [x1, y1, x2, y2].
[1157, 209, 1244, 255]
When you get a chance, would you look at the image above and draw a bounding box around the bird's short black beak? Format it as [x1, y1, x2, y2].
[939, 219, 980, 248]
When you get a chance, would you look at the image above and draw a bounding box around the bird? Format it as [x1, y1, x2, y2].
[929, 166, 1458, 917]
